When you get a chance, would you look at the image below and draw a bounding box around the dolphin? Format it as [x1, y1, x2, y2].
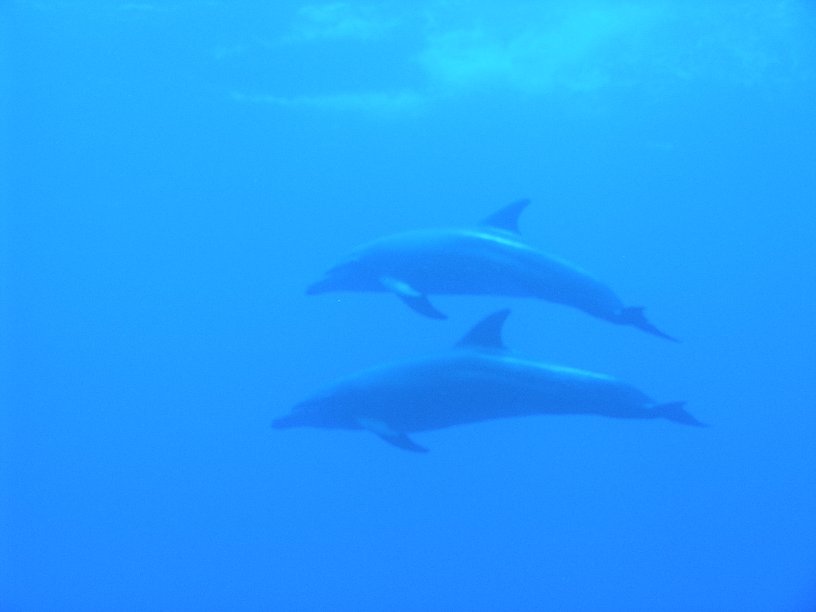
[307, 199, 677, 341]
[272, 310, 702, 452]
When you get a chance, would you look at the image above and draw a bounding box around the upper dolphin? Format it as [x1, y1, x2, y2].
[272, 310, 702, 452]
[307, 199, 677, 341]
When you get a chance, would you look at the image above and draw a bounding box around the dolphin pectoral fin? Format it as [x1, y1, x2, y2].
[619, 307, 679, 342]
[359, 417, 429, 453]
[378, 432, 429, 453]
[379, 276, 447, 319]
[398, 294, 447, 320]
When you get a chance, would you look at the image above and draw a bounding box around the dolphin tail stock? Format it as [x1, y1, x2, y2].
[654, 402, 706, 427]
[619, 306, 678, 342]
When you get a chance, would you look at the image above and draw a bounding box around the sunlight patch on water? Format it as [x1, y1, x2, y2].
[230, 89, 426, 114]
[283, 2, 398, 43]
[420, 3, 662, 94]
[220, 0, 816, 113]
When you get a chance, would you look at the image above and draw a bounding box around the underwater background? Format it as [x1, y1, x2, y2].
[3, 1, 816, 610]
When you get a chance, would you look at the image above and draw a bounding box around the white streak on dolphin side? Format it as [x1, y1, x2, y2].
[272, 310, 702, 452]
[306, 199, 677, 341]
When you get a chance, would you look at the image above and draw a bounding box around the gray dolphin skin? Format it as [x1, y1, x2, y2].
[307, 199, 677, 341]
[272, 310, 702, 452]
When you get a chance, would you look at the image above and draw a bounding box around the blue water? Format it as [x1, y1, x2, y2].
[4, 1, 816, 610]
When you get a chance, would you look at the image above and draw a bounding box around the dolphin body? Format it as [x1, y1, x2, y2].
[307, 199, 677, 341]
[272, 311, 702, 452]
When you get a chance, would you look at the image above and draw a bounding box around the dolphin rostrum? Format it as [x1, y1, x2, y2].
[307, 199, 677, 341]
[272, 310, 702, 452]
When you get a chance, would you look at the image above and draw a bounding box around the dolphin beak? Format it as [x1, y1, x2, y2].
[271, 414, 301, 429]
[306, 276, 333, 295]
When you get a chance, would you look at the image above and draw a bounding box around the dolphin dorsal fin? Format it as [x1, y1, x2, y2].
[456, 309, 511, 350]
[479, 199, 530, 234]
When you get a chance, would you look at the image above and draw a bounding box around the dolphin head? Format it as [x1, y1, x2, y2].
[306, 255, 382, 295]
[272, 390, 360, 431]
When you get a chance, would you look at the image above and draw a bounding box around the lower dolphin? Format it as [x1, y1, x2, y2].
[272, 310, 702, 452]
[307, 199, 677, 341]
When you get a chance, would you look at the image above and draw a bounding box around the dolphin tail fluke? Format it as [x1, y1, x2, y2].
[655, 402, 705, 427]
[620, 307, 678, 342]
